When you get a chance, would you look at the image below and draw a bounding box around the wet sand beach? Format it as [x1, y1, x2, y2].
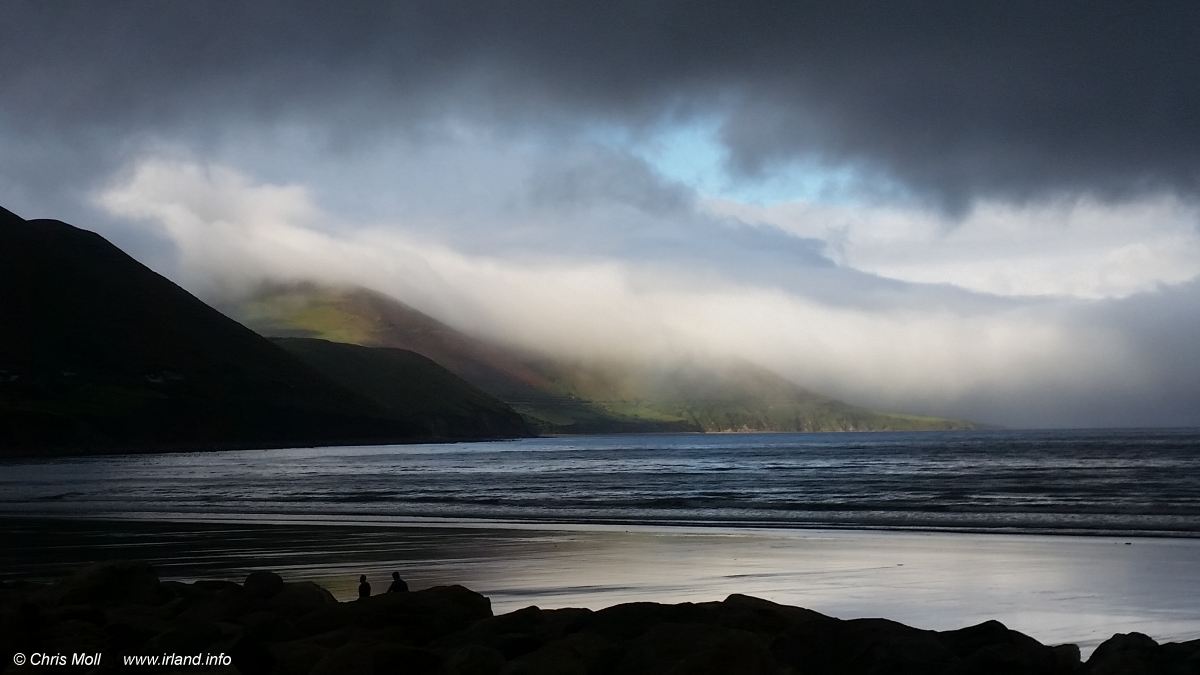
[4, 515, 1200, 655]
[5, 431, 1200, 656]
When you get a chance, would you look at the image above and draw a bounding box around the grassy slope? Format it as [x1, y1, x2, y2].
[0, 208, 526, 454]
[234, 284, 977, 433]
[235, 284, 692, 433]
[271, 338, 529, 439]
[548, 358, 978, 432]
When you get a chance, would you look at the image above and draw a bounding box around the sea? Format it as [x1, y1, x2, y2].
[3, 428, 1199, 536]
[3, 428, 1200, 653]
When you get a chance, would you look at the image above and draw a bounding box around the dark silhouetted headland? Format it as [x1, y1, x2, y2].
[0, 207, 529, 456]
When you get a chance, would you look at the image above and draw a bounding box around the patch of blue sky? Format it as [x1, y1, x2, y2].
[587, 119, 876, 206]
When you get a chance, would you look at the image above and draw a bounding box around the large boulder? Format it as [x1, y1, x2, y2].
[773, 617, 954, 675]
[444, 644, 507, 675]
[262, 581, 339, 616]
[945, 643, 1077, 675]
[616, 622, 778, 675]
[940, 620, 1078, 674]
[1051, 643, 1082, 668]
[42, 618, 110, 662]
[54, 561, 165, 607]
[104, 604, 175, 649]
[940, 620, 1026, 658]
[446, 606, 592, 659]
[173, 580, 250, 623]
[1161, 638, 1200, 671]
[238, 609, 300, 642]
[229, 632, 277, 675]
[1086, 632, 1199, 675]
[140, 617, 237, 656]
[172, 576, 336, 628]
[268, 638, 330, 675]
[308, 642, 443, 675]
[717, 594, 831, 635]
[295, 585, 492, 641]
[584, 601, 711, 639]
[503, 632, 615, 675]
[0, 597, 43, 667]
[244, 570, 285, 599]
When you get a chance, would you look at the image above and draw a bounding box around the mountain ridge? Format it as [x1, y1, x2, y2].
[0, 207, 529, 454]
[233, 283, 978, 433]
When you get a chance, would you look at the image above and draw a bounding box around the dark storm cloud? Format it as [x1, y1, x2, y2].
[2, 1, 1198, 210]
[3, 1, 1199, 428]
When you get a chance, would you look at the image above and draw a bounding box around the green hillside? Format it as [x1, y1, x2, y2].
[538, 357, 977, 432]
[233, 284, 977, 433]
[234, 283, 694, 433]
[271, 338, 530, 439]
[0, 206, 528, 455]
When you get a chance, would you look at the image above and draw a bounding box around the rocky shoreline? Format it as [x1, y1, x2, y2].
[2, 562, 1197, 674]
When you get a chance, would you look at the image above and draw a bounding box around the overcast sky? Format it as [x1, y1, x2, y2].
[2, 1, 1198, 427]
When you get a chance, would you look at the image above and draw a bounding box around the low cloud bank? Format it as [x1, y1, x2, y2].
[96, 154, 1200, 428]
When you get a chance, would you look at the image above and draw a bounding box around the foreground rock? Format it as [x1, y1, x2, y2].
[1, 563, 1197, 674]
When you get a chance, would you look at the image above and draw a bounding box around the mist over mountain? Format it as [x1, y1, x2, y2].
[0, 208, 528, 454]
[3, 2, 1199, 428]
[232, 283, 976, 433]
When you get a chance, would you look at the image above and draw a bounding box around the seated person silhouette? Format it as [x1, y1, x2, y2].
[357, 574, 371, 600]
[387, 571, 409, 593]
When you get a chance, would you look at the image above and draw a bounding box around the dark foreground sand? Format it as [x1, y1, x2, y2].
[5, 515, 1200, 658]
[3, 560, 1198, 674]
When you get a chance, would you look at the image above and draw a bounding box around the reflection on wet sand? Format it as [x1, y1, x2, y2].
[4, 515, 1200, 654]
